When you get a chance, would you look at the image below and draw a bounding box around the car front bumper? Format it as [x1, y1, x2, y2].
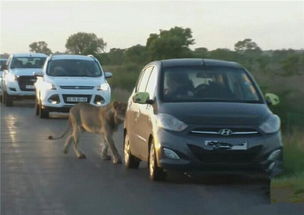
[154, 129, 283, 177]
[39, 88, 111, 111]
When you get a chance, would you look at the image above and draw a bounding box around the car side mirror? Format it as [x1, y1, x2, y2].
[265, 93, 280, 106]
[132, 92, 153, 104]
[33, 71, 43, 77]
[105, 72, 112, 79]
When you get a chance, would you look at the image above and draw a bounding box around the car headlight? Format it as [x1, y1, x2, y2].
[259, 114, 281, 134]
[97, 83, 110, 91]
[6, 73, 17, 82]
[156, 113, 188, 132]
[44, 81, 57, 90]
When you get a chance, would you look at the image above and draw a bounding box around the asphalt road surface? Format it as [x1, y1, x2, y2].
[1, 100, 303, 215]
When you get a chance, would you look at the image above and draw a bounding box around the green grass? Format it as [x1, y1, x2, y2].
[272, 131, 304, 202]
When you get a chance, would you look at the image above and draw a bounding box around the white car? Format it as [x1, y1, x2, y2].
[0, 58, 8, 96]
[34, 54, 112, 118]
[1, 53, 47, 106]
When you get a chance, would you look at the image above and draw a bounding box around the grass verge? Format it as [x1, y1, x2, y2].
[272, 131, 304, 203]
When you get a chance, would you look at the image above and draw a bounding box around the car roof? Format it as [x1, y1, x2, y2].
[159, 58, 242, 68]
[12, 53, 48, 58]
[50, 54, 96, 61]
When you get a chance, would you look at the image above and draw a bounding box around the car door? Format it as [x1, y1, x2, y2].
[136, 66, 158, 160]
[127, 66, 153, 159]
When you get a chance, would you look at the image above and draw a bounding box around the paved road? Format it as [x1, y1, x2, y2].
[1, 101, 303, 215]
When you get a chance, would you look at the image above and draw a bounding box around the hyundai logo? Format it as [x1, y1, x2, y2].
[218, 129, 233, 136]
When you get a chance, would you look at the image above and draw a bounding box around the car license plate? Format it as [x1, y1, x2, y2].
[204, 140, 247, 150]
[231, 142, 247, 150]
[66, 97, 88, 102]
[25, 85, 34, 89]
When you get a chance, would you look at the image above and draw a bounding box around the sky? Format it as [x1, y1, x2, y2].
[1, 0, 304, 54]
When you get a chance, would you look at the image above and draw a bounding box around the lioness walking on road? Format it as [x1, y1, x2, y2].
[48, 101, 127, 164]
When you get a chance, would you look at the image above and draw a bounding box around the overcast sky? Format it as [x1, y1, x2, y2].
[1, 0, 303, 53]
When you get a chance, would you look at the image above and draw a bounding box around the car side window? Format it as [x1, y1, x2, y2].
[145, 67, 157, 98]
[136, 66, 153, 92]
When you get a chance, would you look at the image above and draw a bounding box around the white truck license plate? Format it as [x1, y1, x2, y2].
[66, 97, 88, 102]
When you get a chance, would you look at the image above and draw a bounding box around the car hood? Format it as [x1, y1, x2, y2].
[158, 102, 271, 126]
[47, 76, 104, 86]
[11, 68, 42, 76]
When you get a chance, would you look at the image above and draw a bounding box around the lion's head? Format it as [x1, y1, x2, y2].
[112, 101, 127, 122]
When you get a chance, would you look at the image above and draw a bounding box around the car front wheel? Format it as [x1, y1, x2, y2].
[124, 134, 140, 168]
[149, 141, 166, 181]
[35, 100, 39, 116]
[3, 91, 13, 106]
[39, 104, 49, 119]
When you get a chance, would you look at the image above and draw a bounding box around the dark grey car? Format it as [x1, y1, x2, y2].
[124, 58, 283, 181]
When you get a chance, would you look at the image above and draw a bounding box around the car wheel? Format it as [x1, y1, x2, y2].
[39, 105, 49, 119]
[35, 100, 39, 116]
[3, 91, 13, 106]
[149, 141, 166, 181]
[124, 134, 140, 168]
[262, 176, 271, 203]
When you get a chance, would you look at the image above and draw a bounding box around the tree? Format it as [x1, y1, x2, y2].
[65, 32, 106, 55]
[234, 38, 261, 53]
[208, 48, 238, 61]
[146, 26, 195, 60]
[124, 45, 148, 65]
[29, 41, 52, 55]
[193, 47, 208, 58]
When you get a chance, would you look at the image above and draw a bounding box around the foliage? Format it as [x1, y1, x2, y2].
[124, 44, 149, 65]
[146, 26, 194, 60]
[234, 38, 261, 53]
[29, 41, 52, 55]
[65, 32, 106, 55]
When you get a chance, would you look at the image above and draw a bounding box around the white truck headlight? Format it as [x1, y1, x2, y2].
[97, 83, 109, 91]
[259, 114, 281, 134]
[7, 73, 17, 82]
[44, 82, 57, 90]
[156, 113, 188, 132]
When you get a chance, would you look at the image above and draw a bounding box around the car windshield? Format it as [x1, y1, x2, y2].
[161, 66, 262, 103]
[47, 59, 102, 77]
[11, 57, 46, 69]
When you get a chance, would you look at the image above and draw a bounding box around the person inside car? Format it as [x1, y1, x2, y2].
[164, 72, 194, 100]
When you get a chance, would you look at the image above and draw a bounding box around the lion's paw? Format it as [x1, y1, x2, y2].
[77, 154, 87, 159]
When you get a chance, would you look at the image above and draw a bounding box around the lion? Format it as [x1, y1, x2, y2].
[48, 101, 127, 164]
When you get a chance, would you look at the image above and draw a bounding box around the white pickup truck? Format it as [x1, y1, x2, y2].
[1, 53, 47, 106]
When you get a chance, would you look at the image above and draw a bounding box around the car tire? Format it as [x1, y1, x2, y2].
[149, 141, 166, 181]
[124, 134, 140, 168]
[3, 91, 13, 106]
[35, 100, 39, 116]
[39, 104, 49, 119]
[262, 176, 271, 203]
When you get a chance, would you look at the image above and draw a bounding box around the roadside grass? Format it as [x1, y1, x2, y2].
[272, 131, 304, 203]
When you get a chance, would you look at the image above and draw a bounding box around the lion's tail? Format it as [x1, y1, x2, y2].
[48, 118, 71, 140]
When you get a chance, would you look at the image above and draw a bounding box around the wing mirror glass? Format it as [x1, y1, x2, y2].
[105, 72, 112, 79]
[265, 93, 280, 106]
[132, 92, 153, 104]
